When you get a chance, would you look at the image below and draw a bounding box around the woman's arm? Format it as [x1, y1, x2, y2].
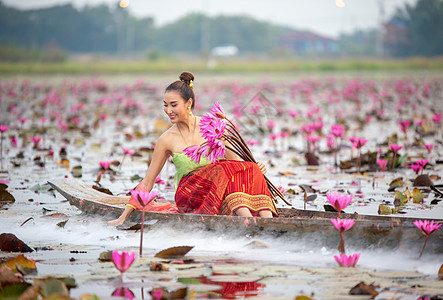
[108, 134, 170, 226]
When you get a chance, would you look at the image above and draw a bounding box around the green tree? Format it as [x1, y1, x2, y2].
[388, 0, 443, 56]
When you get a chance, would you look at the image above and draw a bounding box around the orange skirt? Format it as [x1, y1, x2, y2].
[175, 160, 277, 217]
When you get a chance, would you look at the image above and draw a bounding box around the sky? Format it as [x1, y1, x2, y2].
[3, 0, 417, 38]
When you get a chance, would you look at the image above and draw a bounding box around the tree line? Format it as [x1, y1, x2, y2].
[0, 0, 441, 62]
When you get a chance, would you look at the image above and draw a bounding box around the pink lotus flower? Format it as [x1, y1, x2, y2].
[99, 161, 111, 170]
[209, 101, 225, 119]
[331, 217, 355, 232]
[377, 159, 388, 171]
[31, 136, 42, 148]
[11, 136, 18, 148]
[414, 219, 442, 258]
[247, 140, 259, 146]
[410, 162, 422, 174]
[112, 288, 135, 300]
[327, 192, 353, 216]
[414, 219, 442, 235]
[432, 112, 442, 124]
[184, 144, 202, 164]
[112, 250, 136, 280]
[155, 176, 165, 185]
[206, 139, 225, 163]
[200, 115, 226, 142]
[0, 125, 9, 133]
[130, 190, 159, 208]
[334, 253, 360, 267]
[416, 159, 428, 169]
[424, 143, 433, 154]
[349, 137, 367, 149]
[330, 124, 345, 138]
[398, 120, 410, 133]
[389, 144, 403, 153]
[267, 120, 275, 132]
[122, 147, 134, 155]
[269, 133, 278, 141]
[18, 117, 27, 125]
[288, 110, 299, 118]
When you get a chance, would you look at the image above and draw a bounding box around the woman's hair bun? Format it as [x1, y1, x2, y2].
[179, 72, 194, 86]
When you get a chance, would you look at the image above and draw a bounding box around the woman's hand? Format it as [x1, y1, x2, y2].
[257, 161, 267, 175]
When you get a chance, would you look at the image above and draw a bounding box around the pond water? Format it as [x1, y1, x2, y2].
[1, 73, 442, 299]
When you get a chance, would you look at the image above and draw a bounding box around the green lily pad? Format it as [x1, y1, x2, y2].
[412, 188, 424, 204]
[0, 283, 31, 298]
[378, 204, 392, 215]
[0, 190, 15, 204]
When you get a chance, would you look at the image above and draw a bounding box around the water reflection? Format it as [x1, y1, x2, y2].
[179, 273, 265, 299]
[112, 287, 135, 300]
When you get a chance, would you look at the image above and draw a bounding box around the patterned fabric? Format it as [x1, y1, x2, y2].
[175, 159, 277, 216]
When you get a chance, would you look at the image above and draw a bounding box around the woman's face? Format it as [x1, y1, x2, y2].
[163, 90, 192, 123]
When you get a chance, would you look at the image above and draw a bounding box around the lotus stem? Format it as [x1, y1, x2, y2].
[140, 210, 145, 256]
[338, 231, 346, 254]
[418, 234, 429, 259]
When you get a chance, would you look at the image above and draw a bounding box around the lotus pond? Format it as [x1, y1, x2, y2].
[0, 73, 442, 299]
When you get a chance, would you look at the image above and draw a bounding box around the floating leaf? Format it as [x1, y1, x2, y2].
[438, 264, 443, 280]
[6, 254, 37, 275]
[278, 171, 295, 176]
[378, 204, 392, 215]
[431, 199, 441, 205]
[404, 188, 412, 202]
[92, 185, 112, 195]
[397, 154, 408, 166]
[324, 204, 337, 212]
[295, 296, 313, 300]
[98, 251, 113, 262]
[413, 174, 433, 187]
[37, 278, 70, 298]
[71, 166, 82, 178]
[150, 287, 188, 300]
[0, 283, 31, 299]
[244, 241, 269, 249]
[306, 194, 317, 202]
[150, 262, 169, 271]
[388, 177, 405, 192]
[349, 281, 379, 297]
[154, 246, 194, 258]
[57, 220, 68, 228]
[130, 174, 142, 182]
[0, 183, 8, 190]
[0, 264, 22, 287]
[394, 191, 407, 207]
[299, 185, 315, 193]
[0, 190, 15, 204]
[412, 188, 424, 204]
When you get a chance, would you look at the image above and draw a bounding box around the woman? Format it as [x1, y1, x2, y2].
[108, 72, 277, 226]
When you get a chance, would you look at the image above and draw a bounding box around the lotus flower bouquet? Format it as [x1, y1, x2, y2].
[184, 102, 287, 205]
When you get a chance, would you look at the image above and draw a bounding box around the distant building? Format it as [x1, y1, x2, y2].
[382, 17, 409, 57]
[278, 31, 339, 54]
[210, 44, 239, 57]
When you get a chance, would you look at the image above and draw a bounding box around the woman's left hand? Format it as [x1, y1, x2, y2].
[257, 161, 267, 175]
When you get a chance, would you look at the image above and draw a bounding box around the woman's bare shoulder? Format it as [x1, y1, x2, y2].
[156, 126, 178, 152]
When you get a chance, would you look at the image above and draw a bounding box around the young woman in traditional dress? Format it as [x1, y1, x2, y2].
[108, 72, 277, 226]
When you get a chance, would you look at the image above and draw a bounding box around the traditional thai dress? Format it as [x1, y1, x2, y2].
[172, 153, 277, 216]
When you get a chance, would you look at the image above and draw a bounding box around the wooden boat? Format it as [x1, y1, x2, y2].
[48, 179, 443, 253]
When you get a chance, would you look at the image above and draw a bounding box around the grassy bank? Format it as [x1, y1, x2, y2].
[1, 57, 443, 74]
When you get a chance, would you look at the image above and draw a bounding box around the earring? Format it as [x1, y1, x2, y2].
[188, 107, 193, 116]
